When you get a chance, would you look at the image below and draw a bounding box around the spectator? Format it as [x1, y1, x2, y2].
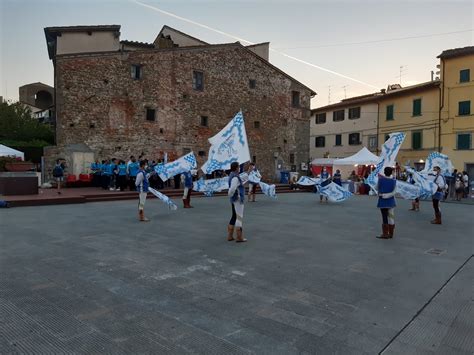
[462, 171, 469, 198]
[117, 160, 127, 191]
[128, 157, 139, 191]
[52, 159, 66, 195]
[454, 173, 464, 201]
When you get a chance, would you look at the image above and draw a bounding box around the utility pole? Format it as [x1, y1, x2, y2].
[328, 86, 331, 104]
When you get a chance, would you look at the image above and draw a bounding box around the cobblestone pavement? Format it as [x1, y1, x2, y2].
[1, 194, 472, 354]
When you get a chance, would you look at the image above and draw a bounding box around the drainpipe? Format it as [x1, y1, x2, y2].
[376, 102, 380, 155]
[438, 59, 445, 152]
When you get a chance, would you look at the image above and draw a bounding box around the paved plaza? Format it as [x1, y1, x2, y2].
[0, 193, 473, 354]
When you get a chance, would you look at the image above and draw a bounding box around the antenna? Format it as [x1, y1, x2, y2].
[328, 86, 331, 104]
[397, 65, 407, 86]
[342, 85, 348, 99]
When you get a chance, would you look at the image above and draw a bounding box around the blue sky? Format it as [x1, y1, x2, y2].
[1, 0, 473, 107]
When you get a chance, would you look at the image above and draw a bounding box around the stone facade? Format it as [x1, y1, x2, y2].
[51, 39, 314, 180]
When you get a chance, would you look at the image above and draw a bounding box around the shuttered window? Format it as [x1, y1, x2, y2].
[412, 99, 422, 116]
[459, 101, 471, 116]
[412, 131, 422, 150]
[386, 105, 394, 120]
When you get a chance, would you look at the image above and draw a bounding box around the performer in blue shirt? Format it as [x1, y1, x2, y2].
[90, 159, 101, 187]
[227, 162, 247, 242]
[376, 167, 397, 239]
[430, 166, 446, 225]
[332, 169, 342, 186]
[117, 160, 127, 191]
[101, 159, 112, 190]
[181, 170, 194, 208]
[135, 160, 150, 222]
[319, 166, 331, 203]
[127, 157, 139, 191]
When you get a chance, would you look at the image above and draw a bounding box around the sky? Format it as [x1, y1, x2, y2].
[0, 0, 473, 108]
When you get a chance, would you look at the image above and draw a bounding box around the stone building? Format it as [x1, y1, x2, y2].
[18, 82, 55, 123]
[43, 25, 316, 180]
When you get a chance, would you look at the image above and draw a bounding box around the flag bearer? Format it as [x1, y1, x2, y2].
[181, 170, 194, 208]
[135, 160, 150, 222]
[227, 162, 247, 243]
[376, 167, 397, 239]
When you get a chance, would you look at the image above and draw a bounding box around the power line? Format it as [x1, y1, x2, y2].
[130, 0, 379, 89]
[274, 29, 474, 50]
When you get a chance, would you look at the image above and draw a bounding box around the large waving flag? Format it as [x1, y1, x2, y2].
[421, 152, 454, 176]
[193, 177, 229, 196]
[155, 152, 197, 182]
[406, 167, 438, 198]
[367, 132, 406, 191]
[395, 181, 422, 200]
[248, 170, 262, 184]
[148, 187, 178, 210]
[259, 182, 276, 198]
[319, 182, 352, 202]
[201, 111, 250, 174]
[297, 176, 321, 186]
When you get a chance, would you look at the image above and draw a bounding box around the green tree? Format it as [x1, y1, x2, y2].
[0, 101, 54, 146]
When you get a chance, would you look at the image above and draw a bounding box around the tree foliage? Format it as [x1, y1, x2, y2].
[0, 101, 54, 146]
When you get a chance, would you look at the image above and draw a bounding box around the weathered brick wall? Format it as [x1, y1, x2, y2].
[52, 44, 312, 180]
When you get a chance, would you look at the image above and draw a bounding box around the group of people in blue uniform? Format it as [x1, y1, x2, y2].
[90, 156, 140, 192]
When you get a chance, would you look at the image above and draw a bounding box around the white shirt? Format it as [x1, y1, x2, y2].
[228, 176, 241, 197]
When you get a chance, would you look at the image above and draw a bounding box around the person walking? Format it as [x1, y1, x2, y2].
[52, 159, 66, 195]
[430, 166, 446, 225]
[227, 162, 247, 243]
[135, 160, 150, 222]
[376, 167, 397, 239]
[181, 170, 194, 208]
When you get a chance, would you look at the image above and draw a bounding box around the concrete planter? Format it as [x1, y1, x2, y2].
[5, 162, 36, 172]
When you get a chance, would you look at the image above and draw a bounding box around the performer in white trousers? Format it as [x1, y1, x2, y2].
[135, 160, 150, 222]
[227, 162, 247, 243]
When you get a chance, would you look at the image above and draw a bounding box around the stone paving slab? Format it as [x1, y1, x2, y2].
[0, 193, 472, 354]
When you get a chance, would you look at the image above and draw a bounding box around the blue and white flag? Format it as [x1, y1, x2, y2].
[201, 111, 251, 174]
[259, 181, 276, 198]
[319, 182, 352, 202]
[249, 170, 262, 184]
[193, 177, 229, 196]
[421, 152, 454, 176]
[148, 187, 178, 210]
[297, 176, 320, 186]
[406, 167, 438, 198]
[155, 152, 197, 182]
[395, 180, 422, 200]
[367, 132, 406, 191]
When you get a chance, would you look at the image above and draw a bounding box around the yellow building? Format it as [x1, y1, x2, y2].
[377, 82, 441, 169]
[438, 46, 474, 175]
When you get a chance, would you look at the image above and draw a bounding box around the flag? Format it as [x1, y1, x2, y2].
[421, 152, 454, 176]
[259, 181, 276, 198]
[406, 167, 438, 198]
[248, 170, 262, 184]
[201, 111, 250, 174]
[395, 180, 422, 200]
[155, 152, 197, 182]
[319, 182, 353, 202]
[148, 187, 178, 210]
[193, 177, 229, 195]
[367, 132, 406, 191]
[297, 176, 320, 186]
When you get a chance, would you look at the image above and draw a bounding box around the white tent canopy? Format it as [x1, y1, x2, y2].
[334, 147, 379, 166]
[0, 144, 25, 160]
[311, 158, 337, 166]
